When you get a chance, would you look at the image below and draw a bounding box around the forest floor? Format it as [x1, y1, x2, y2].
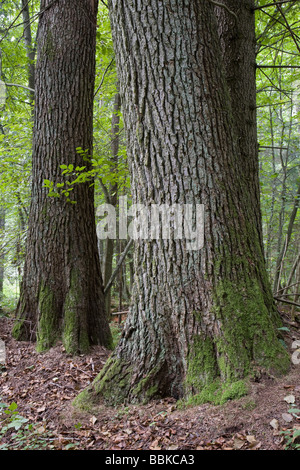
[0, 310, 300, 451]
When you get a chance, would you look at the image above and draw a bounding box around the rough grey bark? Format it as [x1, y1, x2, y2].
[215, 0, 264, 252]
[76, 0, 289, 407]
[12, 0, 112, 353]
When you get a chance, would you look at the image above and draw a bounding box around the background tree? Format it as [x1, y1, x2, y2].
[255, 0, 300, 305]
[11, 0, 112, 353]
[75, 0, 290, 408]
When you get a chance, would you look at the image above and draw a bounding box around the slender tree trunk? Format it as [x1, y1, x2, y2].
[0, 118, 5, 311]
[0, 206, 5, 311]
[21, 0, 35, 105]
[12, 0, 112, 353]
[75, 0, 288, 407]
[103, 92, 121, 318]
[265, 109, 277, 270]
[273, 182, 300, 293]
[215, 0, 263, 252]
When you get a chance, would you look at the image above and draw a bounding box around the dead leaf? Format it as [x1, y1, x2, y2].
[282, 413, 293, 423]
[246, 435, 260, 448]
[37, 406, 46, 413]
[150, 439, 161, 450]
[233, 437, 245, 450]
[90, 416, 97, 425]
[284, 395, 295, 404]
[270, 419, 279, 429]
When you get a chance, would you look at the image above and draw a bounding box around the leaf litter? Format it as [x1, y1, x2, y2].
[1, 313, 300, 450]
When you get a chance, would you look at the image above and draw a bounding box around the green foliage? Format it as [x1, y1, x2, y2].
[280, 428, 300, 451]
[255, 1, 300, 286]
[0, 400, 52, 450]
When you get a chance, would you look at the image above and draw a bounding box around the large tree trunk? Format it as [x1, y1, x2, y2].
[215, 0, 264, 252]
[75, 0, 288, 407]
[12, 0, 112, 353]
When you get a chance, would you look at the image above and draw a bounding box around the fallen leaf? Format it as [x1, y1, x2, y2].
[270, 419, 279, 430]
[233, 437, 245, 450]
[282, 413, 293, 423]
[90, 416, 97, 425]
[284, 395, 295, 404]
[150, 439, 161, 450]
[246, 435, 260, 448]
[37, 406, 46, 413]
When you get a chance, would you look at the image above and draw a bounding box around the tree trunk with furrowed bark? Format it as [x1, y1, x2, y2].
[12, 0, 112, 353]
[75, 0, 289, 407]
[215, 0, 264, 252]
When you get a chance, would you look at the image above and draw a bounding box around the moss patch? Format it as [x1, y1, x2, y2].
[36, 282, 58, 352]
[63, 270, 89, 355]
[183, 277, 289, 408]
[212, 278, 290, 380]
[74, 356, 133, 407]
[180, 379, 248, 408]
[185, 334, 219, 393]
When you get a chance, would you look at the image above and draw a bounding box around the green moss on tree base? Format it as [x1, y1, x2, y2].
[180, 379, 248, 408]
[183, 278, 290, 408]
[77, 356, 133, 406]
[212, 278, 290, 379]
[11, 317, 26, 341]
[36, 282, 58, 352]
[74, 277, 290, 409]
[63, 270, 90, 355]
[73, 355, 163, 409]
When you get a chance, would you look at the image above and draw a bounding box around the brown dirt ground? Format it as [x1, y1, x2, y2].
[0, 309, 299, 451]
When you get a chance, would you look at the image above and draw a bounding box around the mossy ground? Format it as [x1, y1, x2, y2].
[179, 379, 249, 408]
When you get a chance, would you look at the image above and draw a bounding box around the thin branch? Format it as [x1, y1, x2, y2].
[256, 2, 295, 47]
[259, 145, 289, 150]
[5, 82, 34, 93]
[274, 296, 300, 308]
[94, 57, 115, 98]
[278, 4, 300, 54]
[278, 293, 300, 297]
[276, 281, 300, 294]
[257, 65, 300, 68]
[100, 0, 108, 8]
[208, 0, 238, 20]
[0, 0, 58, 45]
[98, 177, 111, 204]
[104, 239, 133, 295]
[0, 0, 32, 44]
[257, 67, 292, 99]
[254, 1, 299, 10]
